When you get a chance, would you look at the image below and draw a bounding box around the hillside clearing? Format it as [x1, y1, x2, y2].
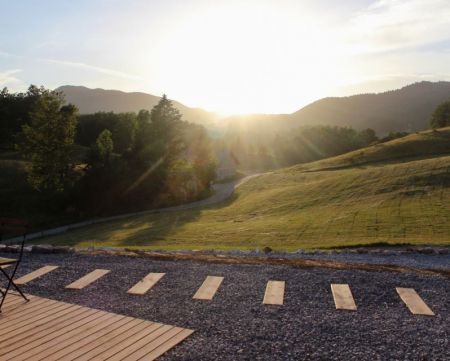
[37, 152, 450, 250]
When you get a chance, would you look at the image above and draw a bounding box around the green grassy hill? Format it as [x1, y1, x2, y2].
[296, 127, 450, 171]
[37, 128, 450, 250]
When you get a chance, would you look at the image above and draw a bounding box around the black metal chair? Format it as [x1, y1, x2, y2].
[0, 218, 30, 312]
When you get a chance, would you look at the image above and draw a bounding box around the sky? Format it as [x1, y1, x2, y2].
[1, 0, 450, 114]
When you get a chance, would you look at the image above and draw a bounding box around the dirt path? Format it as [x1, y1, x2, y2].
[7, 173, 267, 243]
[159, 172, 266, 212]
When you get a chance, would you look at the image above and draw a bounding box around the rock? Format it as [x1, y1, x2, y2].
[53, 246, 74, 254]
[3, 245, 21, 253]
[417, 247, 435, 255]
[31, 244, 54, 254]
[23, 246, 33, 253]
[263, 246, 273, 254]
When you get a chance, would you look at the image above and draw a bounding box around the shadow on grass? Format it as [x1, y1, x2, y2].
[119, 194, 242, 248]
[56, 193, 242, 249]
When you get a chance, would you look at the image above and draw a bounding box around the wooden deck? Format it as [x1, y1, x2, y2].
[0, 292, 193, 360]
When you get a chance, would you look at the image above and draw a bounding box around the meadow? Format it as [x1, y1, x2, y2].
[36, 128, 450, 250]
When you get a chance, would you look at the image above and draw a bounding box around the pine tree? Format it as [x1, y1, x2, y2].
[430, 100, 450, 129]
[18, 89, 78, 193]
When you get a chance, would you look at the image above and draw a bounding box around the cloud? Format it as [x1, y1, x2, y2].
[348, 0, 450, 53]
[0, 69, 25, 89]
[38, 58, 143, 81]
[0, 69, 28, 92]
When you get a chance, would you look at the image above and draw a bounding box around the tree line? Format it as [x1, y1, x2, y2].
[0, 86, 217, 218]
[224, 97, 450, 170]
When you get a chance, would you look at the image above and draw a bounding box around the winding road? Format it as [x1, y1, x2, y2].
[6, 173, 266, 243]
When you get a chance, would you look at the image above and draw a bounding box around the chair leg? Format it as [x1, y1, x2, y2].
[0, 266, 29, 312]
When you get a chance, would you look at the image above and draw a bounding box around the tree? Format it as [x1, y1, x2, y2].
[128, 95, 184, 169]
[88, 129, 113, 168]
[430, 100, 450, 129]
[18, 89, 78, 193]
[359, 128, 378, 145]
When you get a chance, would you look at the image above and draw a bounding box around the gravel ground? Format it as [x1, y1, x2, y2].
[1, 252, 449, 361]
[233, 251, 450, 270]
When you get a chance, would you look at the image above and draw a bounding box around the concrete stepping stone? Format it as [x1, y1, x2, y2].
[14, 265, 59, 285]
[331, 284, 357, 311]
[65, 269, 110, 289]
[263, 280, 285, 305]
[396, 287, 435, 316]
[127, 273, 165, 295]
[193, 276, 224, 300]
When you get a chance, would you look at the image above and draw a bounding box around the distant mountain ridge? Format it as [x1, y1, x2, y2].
[289, 81, 450, 134]
[56, 85, 218, 125]
[58, 81, 450, 135]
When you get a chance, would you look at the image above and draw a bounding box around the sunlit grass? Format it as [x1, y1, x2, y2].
[39, 151, 450, 250]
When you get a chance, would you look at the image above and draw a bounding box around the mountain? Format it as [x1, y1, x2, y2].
[58, 82, 450, 135]
[56, 85, 218, 125]
[289, 81, 450, 135]
[221, 81, 450, 135]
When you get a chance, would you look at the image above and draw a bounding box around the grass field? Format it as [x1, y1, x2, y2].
[36, 129, 450, 250]
[296, 127, 450, 171]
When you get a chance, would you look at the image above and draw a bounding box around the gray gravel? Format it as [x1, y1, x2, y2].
[1, 252, 449, 361]
[264, 252, 450, 270]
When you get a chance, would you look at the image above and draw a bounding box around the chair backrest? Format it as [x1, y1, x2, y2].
[0, 218, 29, 260]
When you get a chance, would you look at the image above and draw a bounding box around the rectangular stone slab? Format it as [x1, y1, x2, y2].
[396, 288, 435, 316]
[331, 284, 357, 310]
[127, 273, 165, 295]
[263, 281, 285, 305]
[14, 265, 59, 285]
[66, 269, 110, 289]
[193, 276, 224, 300]
[0, 257, 16, 266]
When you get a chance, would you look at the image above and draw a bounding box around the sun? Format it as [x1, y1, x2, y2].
[146, 1, 360, 115]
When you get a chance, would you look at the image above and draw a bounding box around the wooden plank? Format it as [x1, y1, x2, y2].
[0, 312, 116, 358]
[0, 257, 16, 266]
[0, 296, 43, 318]
[2, 305, 89, 350]
[0, 301, 77, 336]
[0, 306, 90, 347]
[263, 281, 285, 305]
[120, 327, 188, 361]
[107, 325, 174, 361]
[193, 276, 224, 300]
[145, 328, 195, 361]
[396, 288, 435, 316]
[14, 265, 58, 285]
[0, 299, 58, 329]
[0, 294, 26, 307]
[32, 313, 143, 361]
[331, 284, 357, 311]
[52, 318, 146, 360]
[72, 320, 151, 360]
[0, 309, 102, 357]
[0, 300, 69, 336]
[126, 328, 194, 361]
[127, 272, 165, 295]
[86, 323, 165, 360]
[0, 297, 47, 321]
[43, 316, 134, 360]
[65, 269, 110, 289]
[0, 294, 194, 361]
